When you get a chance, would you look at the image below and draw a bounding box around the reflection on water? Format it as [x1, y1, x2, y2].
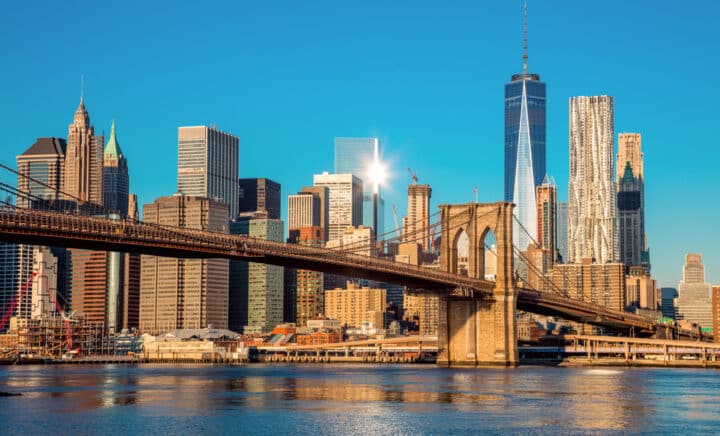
[1, 364, 719, 433]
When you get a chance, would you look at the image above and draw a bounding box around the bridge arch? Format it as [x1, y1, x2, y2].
[439, 202, 514, 290]
[450, 227, 468, 276]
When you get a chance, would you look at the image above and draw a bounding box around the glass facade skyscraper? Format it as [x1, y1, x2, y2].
[504, 75, 546, 201]
[504, 4, 546, 251]
[334, 137, 385, 236]
[505, 73, 545, 251]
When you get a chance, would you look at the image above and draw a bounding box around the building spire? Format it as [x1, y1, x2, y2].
[104, 119, 123, 159]
[80, 74, 84, 104]
[523, 1, 528, 74]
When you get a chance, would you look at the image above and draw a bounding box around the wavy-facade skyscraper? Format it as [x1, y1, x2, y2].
[504, 3, 545, 251]
[568, 96, 618, 264]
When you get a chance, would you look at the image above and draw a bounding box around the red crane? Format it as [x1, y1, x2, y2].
[0, 271, 37, 331]
[0, 270, 73, 352]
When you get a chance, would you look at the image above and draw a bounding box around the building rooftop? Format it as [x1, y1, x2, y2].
[20, 137, 66, 157]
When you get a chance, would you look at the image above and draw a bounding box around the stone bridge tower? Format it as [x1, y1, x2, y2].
[437, 202, 518, 366]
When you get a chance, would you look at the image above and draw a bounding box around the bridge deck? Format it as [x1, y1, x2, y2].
[0, 208, 656, 331]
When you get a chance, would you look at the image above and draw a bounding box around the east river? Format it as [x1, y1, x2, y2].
[1, 364, 719, 434]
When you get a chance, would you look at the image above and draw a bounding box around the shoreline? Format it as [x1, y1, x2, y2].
[3, 356, 720, 369]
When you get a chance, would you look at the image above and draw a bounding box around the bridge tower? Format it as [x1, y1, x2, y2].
[437, 202, 518, 366]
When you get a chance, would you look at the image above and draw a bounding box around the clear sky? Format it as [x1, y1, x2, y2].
[1, 0, 719, 288]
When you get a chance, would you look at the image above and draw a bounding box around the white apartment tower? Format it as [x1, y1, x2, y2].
[568, 96, 618, 264]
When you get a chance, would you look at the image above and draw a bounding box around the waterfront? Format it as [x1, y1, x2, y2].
[1, 364, 719, 434]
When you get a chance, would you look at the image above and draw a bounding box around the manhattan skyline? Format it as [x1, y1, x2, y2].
[1, 0, 718, 288]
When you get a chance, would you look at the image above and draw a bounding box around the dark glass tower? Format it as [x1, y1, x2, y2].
[238, 178, 281, 219]
[504, 74, 546, 201]
[102, 120, 129, 215]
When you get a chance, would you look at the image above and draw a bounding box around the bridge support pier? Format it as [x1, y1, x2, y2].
[437, 202, 518, 367]
[437, 291, 518, 367]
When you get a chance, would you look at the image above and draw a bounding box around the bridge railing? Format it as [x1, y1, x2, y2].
[0, 208, 497, 291]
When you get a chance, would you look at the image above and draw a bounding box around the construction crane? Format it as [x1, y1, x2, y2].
[407, 167, 418, 185]
[392, 203, 401, 238]
[0, 271, 36, 331]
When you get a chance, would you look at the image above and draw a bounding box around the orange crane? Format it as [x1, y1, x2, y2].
[407, 168, 418, 185]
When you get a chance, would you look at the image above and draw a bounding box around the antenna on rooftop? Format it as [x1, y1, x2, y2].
[523, 0, 528, 75]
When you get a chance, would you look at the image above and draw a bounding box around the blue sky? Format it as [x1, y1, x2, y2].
[1, 0, 719, 288]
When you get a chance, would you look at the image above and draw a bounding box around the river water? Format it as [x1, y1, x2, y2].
[1, 364, 719, 434]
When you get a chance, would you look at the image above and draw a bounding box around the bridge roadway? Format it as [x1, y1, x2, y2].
[0, 208, 655, 332]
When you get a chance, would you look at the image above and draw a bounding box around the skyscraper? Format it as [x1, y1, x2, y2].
[123, 194, 140, 329]
[312, 172, 363, 242]
[616, 133, 648, 271]
[16, 138, 66, 208]
[64, 98, 104, 206]
[676, 254, 712, 328]
[0, 244, 34, 327]
[122, 251, 140, 330]
[504, 4, 545, 250]
[68, 249, 110, 325]
[178, 126, 239, 219]
[294, 227, 325, 327]
[403, 183, 432, 251]
[617, 162, 644, 268]
[616, 133, 644, 182]
[334, 137, 385, 236]
[67, 118, 133, 331]
[660, 287, 678, 319]
[300, 186, 329, 241]
[245, 215, 284, 334]
[288, 193, 318, 231]
[288, 186, 328, 240]
[556, 202, 568, 263]
[239, 178, 281, 219]
[228, 218, 251, 333]
[568, 96, 618, 264]
[102, 120, 129, 215]
[101, 121, 131, 331]
[535, 176, 557, 268]
[139, 194, 230, 334]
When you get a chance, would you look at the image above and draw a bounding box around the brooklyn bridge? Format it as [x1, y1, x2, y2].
[0, 187, 662, 366]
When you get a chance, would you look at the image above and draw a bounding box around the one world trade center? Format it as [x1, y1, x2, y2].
[504, 2, 546, 252]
